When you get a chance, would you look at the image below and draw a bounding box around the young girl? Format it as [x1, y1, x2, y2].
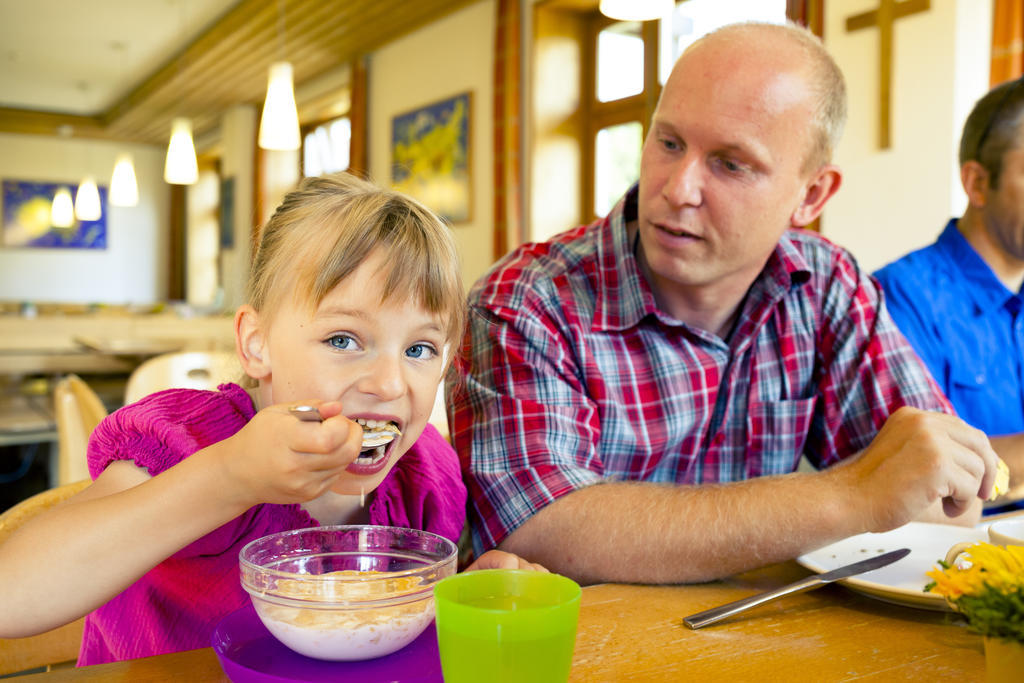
[0, 172, 541, 665]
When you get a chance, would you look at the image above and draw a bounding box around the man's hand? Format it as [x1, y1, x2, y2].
[832, 407, 999, 531]
[464, 549, 549, 572]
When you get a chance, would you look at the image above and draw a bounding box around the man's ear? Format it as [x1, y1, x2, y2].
[961, 160, 990, 208]
[235, 305, 271, 380]
[791, 164, 842, 228]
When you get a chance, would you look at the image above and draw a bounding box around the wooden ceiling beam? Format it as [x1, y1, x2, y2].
[0, 107, 111, 140]
[8, 0, 480, 145]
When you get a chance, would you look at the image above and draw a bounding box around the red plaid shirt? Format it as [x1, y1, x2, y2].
[448, 187, 951, 554]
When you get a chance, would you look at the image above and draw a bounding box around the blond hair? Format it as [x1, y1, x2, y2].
[246, 172, 465, 348]
[688, 21, 847, 172]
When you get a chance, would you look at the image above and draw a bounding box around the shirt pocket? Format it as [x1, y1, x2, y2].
[949, 363, 986, 393]
[745, 398, 817, 478]
[947, 362, 999, 432]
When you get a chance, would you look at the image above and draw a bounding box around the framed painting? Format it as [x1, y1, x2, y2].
[391, 91, 472, 224]
[2, 179, 107, 249]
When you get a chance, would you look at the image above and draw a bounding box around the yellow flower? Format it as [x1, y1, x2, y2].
[926, 543, 1024, 643]
[927, 543, 1024, 598]
[926, 560, 987, 600]
[963, 543, 1024, 593]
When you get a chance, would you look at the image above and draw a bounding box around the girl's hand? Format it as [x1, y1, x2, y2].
[464, 549, 549, 572]
[215, 400, 363, 507]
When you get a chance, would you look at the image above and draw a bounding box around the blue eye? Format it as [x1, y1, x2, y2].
[405, 343, 437, 360]
[327, 334, 357, 350]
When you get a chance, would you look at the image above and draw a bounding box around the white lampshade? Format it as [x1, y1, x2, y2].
[51, 187, 74, 228]
[599, 0, 673, 22]
[110, 153, 139, 206]
[164, 117, 199, 185]
[258, 61, 301, 150]
[74, 176, 102, 221]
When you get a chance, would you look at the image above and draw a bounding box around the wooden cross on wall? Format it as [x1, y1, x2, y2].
[846, 0, 930, 149]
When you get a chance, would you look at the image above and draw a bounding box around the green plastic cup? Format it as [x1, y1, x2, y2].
[433, 569, 581, 683]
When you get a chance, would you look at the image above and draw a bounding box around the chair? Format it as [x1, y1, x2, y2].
[124, 350, 241, 405]
[53, 375, 108, 487]
[0, 479, 89, 675]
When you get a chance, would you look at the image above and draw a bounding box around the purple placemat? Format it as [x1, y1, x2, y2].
[212, 602, 443, 682]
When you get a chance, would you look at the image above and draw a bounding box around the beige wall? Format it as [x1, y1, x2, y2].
[369, 0, 497, 291]
[0, 133, 168, 304]
[822, 0, 992, 273]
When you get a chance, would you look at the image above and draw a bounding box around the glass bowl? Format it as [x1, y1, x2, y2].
[239, 525, 457, 661]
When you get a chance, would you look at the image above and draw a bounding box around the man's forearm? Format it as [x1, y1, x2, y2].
[499, 471, 867, 585]
[497, 408, 999, 584]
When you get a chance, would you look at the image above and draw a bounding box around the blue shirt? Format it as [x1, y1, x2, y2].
[874, 219, 1024, 436]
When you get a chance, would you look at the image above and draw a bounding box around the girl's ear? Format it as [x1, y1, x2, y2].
[235, 305, 271, 380]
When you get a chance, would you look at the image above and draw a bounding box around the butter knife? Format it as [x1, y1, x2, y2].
[682, 547, 911, 629]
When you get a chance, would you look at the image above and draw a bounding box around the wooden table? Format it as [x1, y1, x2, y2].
[17, 562, 983, 681]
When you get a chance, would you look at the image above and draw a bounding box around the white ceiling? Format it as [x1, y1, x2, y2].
[0, 0, 241, 116]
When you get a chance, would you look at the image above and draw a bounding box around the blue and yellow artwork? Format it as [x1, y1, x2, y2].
[2, 179, 107, 249]
[391, 91, 471, 223]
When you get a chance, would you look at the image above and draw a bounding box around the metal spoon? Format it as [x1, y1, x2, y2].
[289, 404, 401, 448]
[289, 405, 323, 422]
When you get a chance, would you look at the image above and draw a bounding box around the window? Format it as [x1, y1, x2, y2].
[588, 1, 787, 218]
[302, 116, 351, 177]
[587, 15, 657, 218]
[594, 121, 643, 217]
[530, 0, 799, 239]
[597, 21, 644, 102]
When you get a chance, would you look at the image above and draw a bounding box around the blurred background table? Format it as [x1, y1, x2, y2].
[0, 307, 234, 509]
[0, 309, 233, 376]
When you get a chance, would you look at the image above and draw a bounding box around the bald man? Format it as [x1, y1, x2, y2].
[449, 21, 1002, 584]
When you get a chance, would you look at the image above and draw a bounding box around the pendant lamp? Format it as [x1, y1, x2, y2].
[164, 117, 199, 185]
[110, 153, 139, 206]
[74, 176, 102, 221]
[258, 61, 301, 150]
[599, 0, 673, 22]
[109, 44, 139, 205]
[51, 187, 75, 228]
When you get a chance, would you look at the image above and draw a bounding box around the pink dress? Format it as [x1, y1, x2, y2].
[79, 383, 465, 665]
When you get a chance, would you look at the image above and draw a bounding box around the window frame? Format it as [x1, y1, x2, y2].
[582, 13, 660, 221]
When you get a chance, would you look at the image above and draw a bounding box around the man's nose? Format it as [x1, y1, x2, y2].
[663, 153, 703, 207]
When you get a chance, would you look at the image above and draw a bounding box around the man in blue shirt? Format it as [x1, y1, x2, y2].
[874, 77, 1024, 511]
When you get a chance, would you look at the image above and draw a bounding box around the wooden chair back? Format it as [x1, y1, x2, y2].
[0, 479, 89, 675]
[53, 375, 108, 486]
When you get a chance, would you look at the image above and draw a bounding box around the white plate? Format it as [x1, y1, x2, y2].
[796, 522, 989, 611]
